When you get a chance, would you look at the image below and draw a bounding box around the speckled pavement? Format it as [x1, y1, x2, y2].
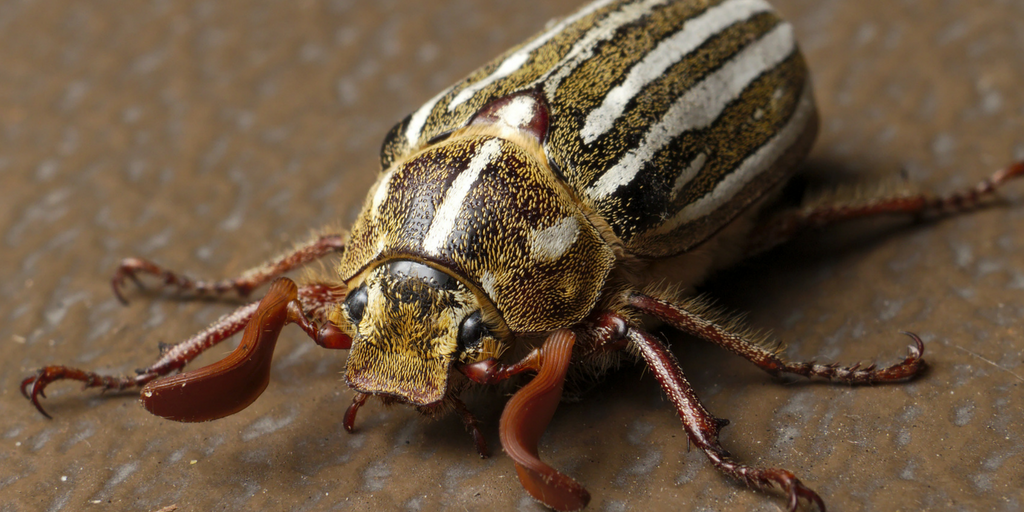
[2, 1, 1022, 511]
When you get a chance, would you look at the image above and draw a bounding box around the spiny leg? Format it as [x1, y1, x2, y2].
[21, 281, 346, 418]
[625, 323, 825, 512]
[628, 292, 925, 384]
[112, 232, 345, 303]
[748, 160, 1024, 255]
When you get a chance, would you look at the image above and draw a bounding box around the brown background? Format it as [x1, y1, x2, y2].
[2, 0, 1023, 510]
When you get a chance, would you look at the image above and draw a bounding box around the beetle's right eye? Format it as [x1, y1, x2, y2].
[344, 286, 368, 325]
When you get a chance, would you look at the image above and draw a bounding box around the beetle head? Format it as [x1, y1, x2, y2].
[340, 259, 497, 407]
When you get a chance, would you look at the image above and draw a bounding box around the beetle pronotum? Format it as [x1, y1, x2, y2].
[19, 0, 1024, 510]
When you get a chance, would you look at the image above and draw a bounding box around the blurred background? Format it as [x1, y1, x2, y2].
[1, 0, 1022, 510]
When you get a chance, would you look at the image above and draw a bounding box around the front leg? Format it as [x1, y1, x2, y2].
[112, 232, 345, 303]
[22, 280, 347, 418]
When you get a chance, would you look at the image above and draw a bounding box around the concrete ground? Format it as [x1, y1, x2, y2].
[2, 0, 1022, 510]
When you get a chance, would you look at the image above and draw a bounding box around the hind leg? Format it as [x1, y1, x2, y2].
[748, 161, 1023, 255]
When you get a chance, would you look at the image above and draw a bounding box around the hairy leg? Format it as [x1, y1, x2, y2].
[112, 233, 345, 303]
[628, 291, 925, 384]
[625, 323, 825, 512]
[748, 160, 1024, 255]
[22, 281, 346, 418]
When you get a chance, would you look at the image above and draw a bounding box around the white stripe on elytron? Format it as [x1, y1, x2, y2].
[422, 138, 503, 255]
[539, 0, 669, 100]
[671, 152, 707, 198]
[446, 0, 619, 110]
[581, 0, 775, 144]
[586, 21, 796, 200]
[402, 0, 617, 146]
[653, 79, 814, 235]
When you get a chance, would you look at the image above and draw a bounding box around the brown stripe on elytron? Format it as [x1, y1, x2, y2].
[633, 76, 817, 256]
[380, 114, 411, 170]
[379, 0, 623, 169]
[542, 0, 727, 182]
[604, 54, 810, 256]
[672, 52, 808, 210]
[619, 51, 809, 250]
[550, 9, 783, 196]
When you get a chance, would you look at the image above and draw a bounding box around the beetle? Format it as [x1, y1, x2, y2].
[19, 0, 1024, 510]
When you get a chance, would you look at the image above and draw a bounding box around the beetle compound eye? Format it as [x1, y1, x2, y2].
[457, 311, 489, 352]
[344, 286, 368, 325]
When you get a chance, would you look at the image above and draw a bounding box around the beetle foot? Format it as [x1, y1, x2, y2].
[21, 365, 135, 418]
[708, 453, 825, 512]
[760, 468, 826, 512]
[112, 257, 183, 305]
[785, 331, 926, 384]
[343, 393, 369, 433]
[112, 257, 251, 305]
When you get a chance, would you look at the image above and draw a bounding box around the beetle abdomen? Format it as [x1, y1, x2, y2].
[382, 0, 817, 259]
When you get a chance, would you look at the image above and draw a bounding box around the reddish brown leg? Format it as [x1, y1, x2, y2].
[629, 292, 925, 384]
[112, 233, 344, 303]
[21, 281, 346, 419]
[458, 348, 541, 385]
[626, 324, 825, 512]
[343, 393, 369, 433]
[749, 160, 1024, 255]
[452, 396, 489, 458]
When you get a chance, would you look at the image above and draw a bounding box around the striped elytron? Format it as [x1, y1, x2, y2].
[21, 0, 1024, 511]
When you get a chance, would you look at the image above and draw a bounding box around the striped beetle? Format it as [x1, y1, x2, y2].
[20, 0, 1024, 510]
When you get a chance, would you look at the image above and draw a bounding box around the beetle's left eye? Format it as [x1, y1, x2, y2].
[457, 311, 489, 352]
[344, 286, 368, 325]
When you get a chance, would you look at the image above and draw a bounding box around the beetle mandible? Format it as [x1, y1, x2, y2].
[20, 0, 1024, 510]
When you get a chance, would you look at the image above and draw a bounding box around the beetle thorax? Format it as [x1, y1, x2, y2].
[336, 133, 615, 334]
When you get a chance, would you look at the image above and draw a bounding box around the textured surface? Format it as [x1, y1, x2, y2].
[2, 1, 1023, 511]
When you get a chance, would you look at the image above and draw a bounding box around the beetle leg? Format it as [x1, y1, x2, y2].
[499, 330, 590, 512]
[22, 280, 346, 418]
[747, 160, 1024, 256]
[343, 393, 369, 433]
[458, 349, 541, 385]
[629, 291, 925, 384]
[626, 325, 825, 512]
[452, 396, 489, 458]
[112, 232, 345, 304]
